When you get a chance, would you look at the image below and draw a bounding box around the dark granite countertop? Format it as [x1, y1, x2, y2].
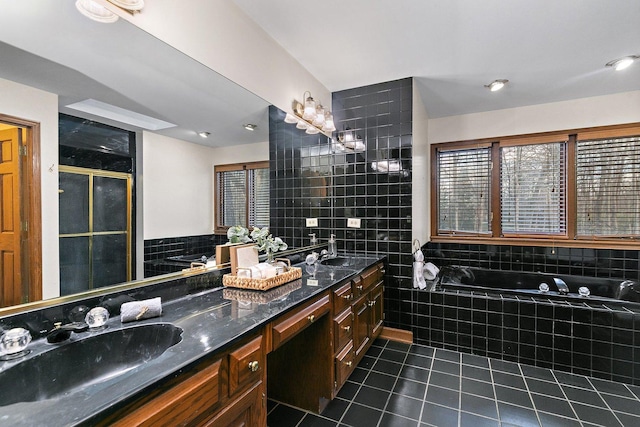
[0, 255, 383, 426]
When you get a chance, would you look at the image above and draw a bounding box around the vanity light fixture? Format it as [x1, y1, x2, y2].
[198, 131, 210, 138]
[76, 0, 144, 23]
[286, 91, 337, 136]
[606, 55, 639, 71]
[243, 124, 257, 131]
[75, 0, 119, 23]
[485, 79, 509, 92]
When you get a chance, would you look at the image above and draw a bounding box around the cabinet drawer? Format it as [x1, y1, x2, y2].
[360, 266, 380, 292]
[113, 358, 223, 426]
[333, 281, 353, 314]
[335, 341, 355, 392]
[272, 293, 331, 350]
[229, 335, 264, 397]
[334, 308, 353, 352]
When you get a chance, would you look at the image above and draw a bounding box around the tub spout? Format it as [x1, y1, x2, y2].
[554, 278, 569, 295]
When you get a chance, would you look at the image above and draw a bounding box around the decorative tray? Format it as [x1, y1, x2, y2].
[222, 259, 302, 291]
[222, 279, 302, 303]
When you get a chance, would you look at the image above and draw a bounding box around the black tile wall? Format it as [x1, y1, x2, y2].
[268, 78, 414, 312]
[143, 234, 225, 277]
[409, 242, 640, 385]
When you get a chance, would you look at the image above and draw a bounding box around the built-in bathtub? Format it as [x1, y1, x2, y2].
[439, 265, 640, 303]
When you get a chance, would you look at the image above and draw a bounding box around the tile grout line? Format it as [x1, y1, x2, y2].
[517, 361, 543, 427]
[374, 342, 412, 427]
[585, 376, 626, 427]
[457, 350, 462, 427]
[417, 347, 437, 426]
[487, 357, 502, 425]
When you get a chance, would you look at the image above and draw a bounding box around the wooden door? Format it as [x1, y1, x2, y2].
[0, 128, 23, 307]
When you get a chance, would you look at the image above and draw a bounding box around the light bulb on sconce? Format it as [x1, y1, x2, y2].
[287, 91, 336, 135]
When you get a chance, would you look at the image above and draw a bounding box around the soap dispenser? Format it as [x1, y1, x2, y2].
[309, 233, 317, 245]
[328, 234, 337, 258]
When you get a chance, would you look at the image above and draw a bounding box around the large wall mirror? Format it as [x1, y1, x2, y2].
[0, 0, 270, 313]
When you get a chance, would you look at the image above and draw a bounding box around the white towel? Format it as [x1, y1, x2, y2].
[120, 297, 162, 323]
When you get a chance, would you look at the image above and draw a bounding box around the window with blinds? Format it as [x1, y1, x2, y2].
[576, 135, 640, 237]
[500, 142, 566, 234]
[215, 161, 269, 232]
[437, 147, 491, 234]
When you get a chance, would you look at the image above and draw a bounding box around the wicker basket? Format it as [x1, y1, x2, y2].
[222, 265, 302, 291]
[222, 279, 302, 303]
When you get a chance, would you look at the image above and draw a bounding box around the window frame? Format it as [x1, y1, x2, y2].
[430, 123, 640, 249]
[214, 160, 269, 234]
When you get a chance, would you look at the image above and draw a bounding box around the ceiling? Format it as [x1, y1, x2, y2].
[1, 0, 638, 148]
[0, 0, 270, 147]
[234, 0, 640, 118]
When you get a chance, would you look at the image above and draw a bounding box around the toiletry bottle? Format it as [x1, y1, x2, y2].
[328, 234, 337, 258]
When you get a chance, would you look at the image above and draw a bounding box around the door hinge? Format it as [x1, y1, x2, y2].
[19, 145, 27, 156]
[21, 221, 28, 232]
[383, 313, 386, 320]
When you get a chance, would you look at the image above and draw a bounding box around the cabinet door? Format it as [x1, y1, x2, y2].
[370, 282, 384, 339]
[203, 381, 264, 427]
[353, 294, 370, 359]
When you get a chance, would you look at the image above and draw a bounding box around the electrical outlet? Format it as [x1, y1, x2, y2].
[306, 218, 318, 227]
[347, 218, 361, 228]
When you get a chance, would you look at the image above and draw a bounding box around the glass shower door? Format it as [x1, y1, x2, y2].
[59, 167, 131, 295]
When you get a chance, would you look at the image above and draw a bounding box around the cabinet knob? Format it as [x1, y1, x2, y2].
[248, 360, 259, 372]
[308, 314, 315, 323]
[344, 361, 352, 367]
[357, 285, 363, 291]
[341, 294, 352, 300]
[342, 325, 351, 332]
[381, 269, 386, 274]
[368, 301, 375, 307]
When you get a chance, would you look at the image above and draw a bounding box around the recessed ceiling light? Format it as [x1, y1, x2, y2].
[243, 124, 257, 131]
[606, 55, 639, 71]
[485, 79, 509, 92]
[198, 131, 210, 138]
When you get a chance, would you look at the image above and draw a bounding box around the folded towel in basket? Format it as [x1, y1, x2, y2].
[120, 297, 162, 323]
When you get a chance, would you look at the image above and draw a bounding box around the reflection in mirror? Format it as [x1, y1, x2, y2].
[0, 0, 270, 312]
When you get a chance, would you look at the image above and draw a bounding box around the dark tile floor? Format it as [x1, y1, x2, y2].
[267, 339, 640, 426]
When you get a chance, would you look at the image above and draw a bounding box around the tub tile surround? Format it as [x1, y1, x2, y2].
[143, 234, 226, 276]
[408, 242, 640, 386]
[268, 339, 640, 427]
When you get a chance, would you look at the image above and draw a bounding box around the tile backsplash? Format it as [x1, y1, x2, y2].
[268, 78, 414, 299]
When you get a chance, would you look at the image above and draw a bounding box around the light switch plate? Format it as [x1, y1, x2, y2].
[347, 218, 361, 228]
[306, 218, 318, 227]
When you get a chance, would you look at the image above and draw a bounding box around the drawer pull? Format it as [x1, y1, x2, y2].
[308, 314, 315, 323]
[342, 325, 351, 332]
[381, 269, 386, 274]
[357, 285, 363, 291]
[368, 301, 375, 307]
[341, 294, 352, 300]
[248, 361, 259, 372]
[344, 361, 352, 367]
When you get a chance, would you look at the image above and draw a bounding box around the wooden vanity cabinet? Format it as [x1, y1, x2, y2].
[333, 263, 385, 395]
[105, 331, 266, 427]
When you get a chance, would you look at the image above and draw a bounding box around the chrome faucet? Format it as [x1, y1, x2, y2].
[553, 278, 569, 295]
[46, 322, 89, 343]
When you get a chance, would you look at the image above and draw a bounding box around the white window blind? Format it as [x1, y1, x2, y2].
[437, 147, 491, 234]
[576, 135, 640, 236]
[216, 164, 269, 230]
[500, 143, 566, 234]
[249, 168, 270, 228]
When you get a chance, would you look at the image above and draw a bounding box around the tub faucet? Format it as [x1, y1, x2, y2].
[46, 322, 89, 343]
[553, 278, 569, 295]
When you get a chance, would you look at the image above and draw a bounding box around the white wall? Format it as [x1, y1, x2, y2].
[142, 132, 268, 239]
[428, 90, 640, 143]
[112, 0, 331, 118]
[412, 80, 430, 246]
[0, 77, 59, 299]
